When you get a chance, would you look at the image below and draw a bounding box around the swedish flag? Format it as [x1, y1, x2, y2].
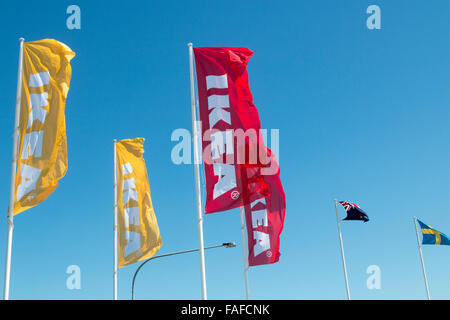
[418, 219, 450, 246]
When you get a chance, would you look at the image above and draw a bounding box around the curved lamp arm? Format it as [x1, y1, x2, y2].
[131, 242, 236, 300]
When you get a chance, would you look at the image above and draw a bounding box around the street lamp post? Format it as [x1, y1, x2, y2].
[131, 242, 236, 300]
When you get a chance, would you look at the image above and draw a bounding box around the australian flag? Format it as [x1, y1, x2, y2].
[339, 201, 369, 222]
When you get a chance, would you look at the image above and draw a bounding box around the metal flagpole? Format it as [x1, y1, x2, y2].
[334, 199, 351, 300]
[3, 38, 25, 300]
[239, 207, 250, 299]
[187, 42, 207, 300]
[113, 139, 118, 300]
[414, 217, 431, 300]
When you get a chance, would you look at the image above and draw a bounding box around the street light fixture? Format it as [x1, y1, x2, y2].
[131, 242, 236, 300]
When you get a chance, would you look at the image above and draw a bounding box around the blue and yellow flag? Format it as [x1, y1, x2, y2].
[418, 219, 450, 246]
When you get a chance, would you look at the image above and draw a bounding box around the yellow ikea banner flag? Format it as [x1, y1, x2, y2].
[14, 39, 75, 215]
[116, 138, 162, 267]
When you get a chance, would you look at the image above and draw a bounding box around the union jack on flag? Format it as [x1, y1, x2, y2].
[338, 201, 369, 222]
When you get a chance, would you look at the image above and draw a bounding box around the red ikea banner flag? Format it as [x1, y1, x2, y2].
[193, 46, 286, 266]
[242, 150, 286, 266]
[193, 47, 269, 214]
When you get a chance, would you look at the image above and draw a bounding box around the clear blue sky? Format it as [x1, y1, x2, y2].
[0, 0, 448, 300]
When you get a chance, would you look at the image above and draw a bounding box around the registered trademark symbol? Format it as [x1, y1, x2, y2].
[231, 191, 240, 200]
[266, 250, 272, 258]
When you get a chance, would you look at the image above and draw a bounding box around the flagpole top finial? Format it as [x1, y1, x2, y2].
[19, 38, 24, 42]
[187, 42, 193, 47]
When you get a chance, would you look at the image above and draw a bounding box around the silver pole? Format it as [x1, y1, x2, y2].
[334, 199, 350, 300]
[187, 42, 207, 300]
[414, 217, 431, 300]
[239, 207, 250, 299]
[113, 139, 118, 300]
[3, 38, 25, 300]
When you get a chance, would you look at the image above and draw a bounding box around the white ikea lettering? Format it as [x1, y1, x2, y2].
[205, 74, 237, 200]
[27, 92, 49, 128]
[123, 206, 140, 242]
[253, 231, 270, 256]
[123, 189, 138, 206]
[206, 75, 231, 128]
[209, 107, 231, 128]
[21, 73, 50, 160]
[251, 199, 268, 228]
[206, 74, 228, 90]
[28, 72, 50, 88]
[124, 206, 140, 228]
[16, 164, 41, 201]
[252, 209, 268, 228]
[21, 131, 44, 159]
[210, 130, 233, 160]
[122, 162, 133, 174]
[208, 95, 231, 128]
[212, 163, 236, 199]
[248, 198, 270, 256]
[208, 95, 230, 109]
[251, 198, 268, 228]
[124, 231, 141, 257]
[123, 178, 136, 191]
[15, 73, 51, 202]
[122, 163, 141, 257]
[122, 176, 138, 206]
